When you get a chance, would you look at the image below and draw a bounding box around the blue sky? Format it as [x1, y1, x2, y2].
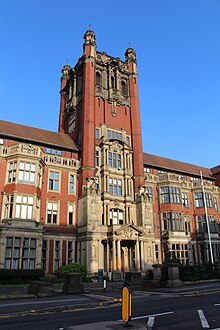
[0, 0, 220, 168]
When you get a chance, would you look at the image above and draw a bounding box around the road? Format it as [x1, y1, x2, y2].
[0, 283, 220, 329]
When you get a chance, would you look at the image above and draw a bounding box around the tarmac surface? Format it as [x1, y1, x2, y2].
[0, 280, 220, 329]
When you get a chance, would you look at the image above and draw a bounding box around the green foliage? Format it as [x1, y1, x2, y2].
[163, 251, 181, 265]
[145, 269, 154, 280]
[0, 269, 45, 284]
[179, 263, 219, 281]
[160, 262, 219, 284]
[56, 263, 87, 278]
[41, 275, 64, 283]
[83, 276, 98, 283]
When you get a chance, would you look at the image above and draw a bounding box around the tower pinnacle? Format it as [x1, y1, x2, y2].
[83, 29, 96, 46]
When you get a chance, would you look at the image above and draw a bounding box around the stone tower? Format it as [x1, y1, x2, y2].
[59, 30, 154, 275]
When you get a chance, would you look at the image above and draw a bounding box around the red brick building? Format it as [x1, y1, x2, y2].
[0, 30, 220, 275]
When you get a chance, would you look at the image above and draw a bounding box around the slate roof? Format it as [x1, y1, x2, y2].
[0, 120, 216, 179]
[0, 120, 78, 151]
[143, 152, 214, 179]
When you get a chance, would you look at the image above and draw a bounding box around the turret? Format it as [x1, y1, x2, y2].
[58, 64, 71, 133]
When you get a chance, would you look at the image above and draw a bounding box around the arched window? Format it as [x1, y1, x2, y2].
[111, 69, 117, 89]
[111, 76, 116, 89]
[121, 80, 128, 96]
[96, 72, 101, 87]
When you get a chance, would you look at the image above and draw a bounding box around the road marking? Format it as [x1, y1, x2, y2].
[198, 309, 210, 328]
[0, 297, 89, 308]
[118, 311, 173, 321]
[147, 316, 155, 328]
[214, 303, 220, 306]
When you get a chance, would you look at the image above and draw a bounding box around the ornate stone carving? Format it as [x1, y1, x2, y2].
[110, 140, 122, 152]
[115, 224, 145, 239]
[86, 176, 99, 195]
[84, 30, 96, 45]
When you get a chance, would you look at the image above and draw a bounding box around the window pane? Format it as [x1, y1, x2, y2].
[30, 249, 36, 258]
[30, 239, 36, 248]
[21, 205, 26, 218]
[54, 181, 58, 191]
[15, 205, 20, 218]
[19, 162, 25, 170]
[18, 171, 24, 181]
[22, 249, 28, 257]
[5, 248, 12, 257]
[24, 172, 29, 182]
[27, 205, 33, 219]
[23, 196, 28, 204]
[14, 238, 21, 246]
[25, 163, 30, 170]
[30, 172, 35, 183]
[14, 248, 20, 257]
[28, 196, 34, 204]
[6, 238, 13, 246]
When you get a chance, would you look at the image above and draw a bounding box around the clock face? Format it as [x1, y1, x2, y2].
[68, 112, 76, 133]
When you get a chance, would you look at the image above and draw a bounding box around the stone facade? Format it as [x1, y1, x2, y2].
[0, 30, 220, 275]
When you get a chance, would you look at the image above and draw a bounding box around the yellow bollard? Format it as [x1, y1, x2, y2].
[121, 286, 132, 325]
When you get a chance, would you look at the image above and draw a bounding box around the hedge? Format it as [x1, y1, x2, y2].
[179, 263, 219, 282]
[0, 269, 45, 284]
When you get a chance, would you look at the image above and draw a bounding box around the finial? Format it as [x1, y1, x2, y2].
[84, 28, 96, 44]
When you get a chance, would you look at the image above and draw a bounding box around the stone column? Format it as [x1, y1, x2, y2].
[112, 239, 116, 271]
[103, 205, 106, 226]
[0, 238, 6, 269]
[105, 174, 108, 192]
[122, 247, 128, 272]
[135, 238, 140, 271]
[77, 241, 81, 264]
[98, 240, 104, 270]
[35, 238, 42, 269]
[205, 243, 210, 262]
[125, 206, 128, 224]
[140, 240, 144, 270]
[129, 246, 132, 271]
[86, 240, 91, 272]
[117, 240, 121, 271]
[106, 241, 110, 272]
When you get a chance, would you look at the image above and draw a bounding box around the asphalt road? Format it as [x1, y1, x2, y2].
[0, 282, 220, 329]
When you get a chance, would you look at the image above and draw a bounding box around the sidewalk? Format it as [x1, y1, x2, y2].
[0, 279, 219, 300]
[0, 281, 124, 300]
